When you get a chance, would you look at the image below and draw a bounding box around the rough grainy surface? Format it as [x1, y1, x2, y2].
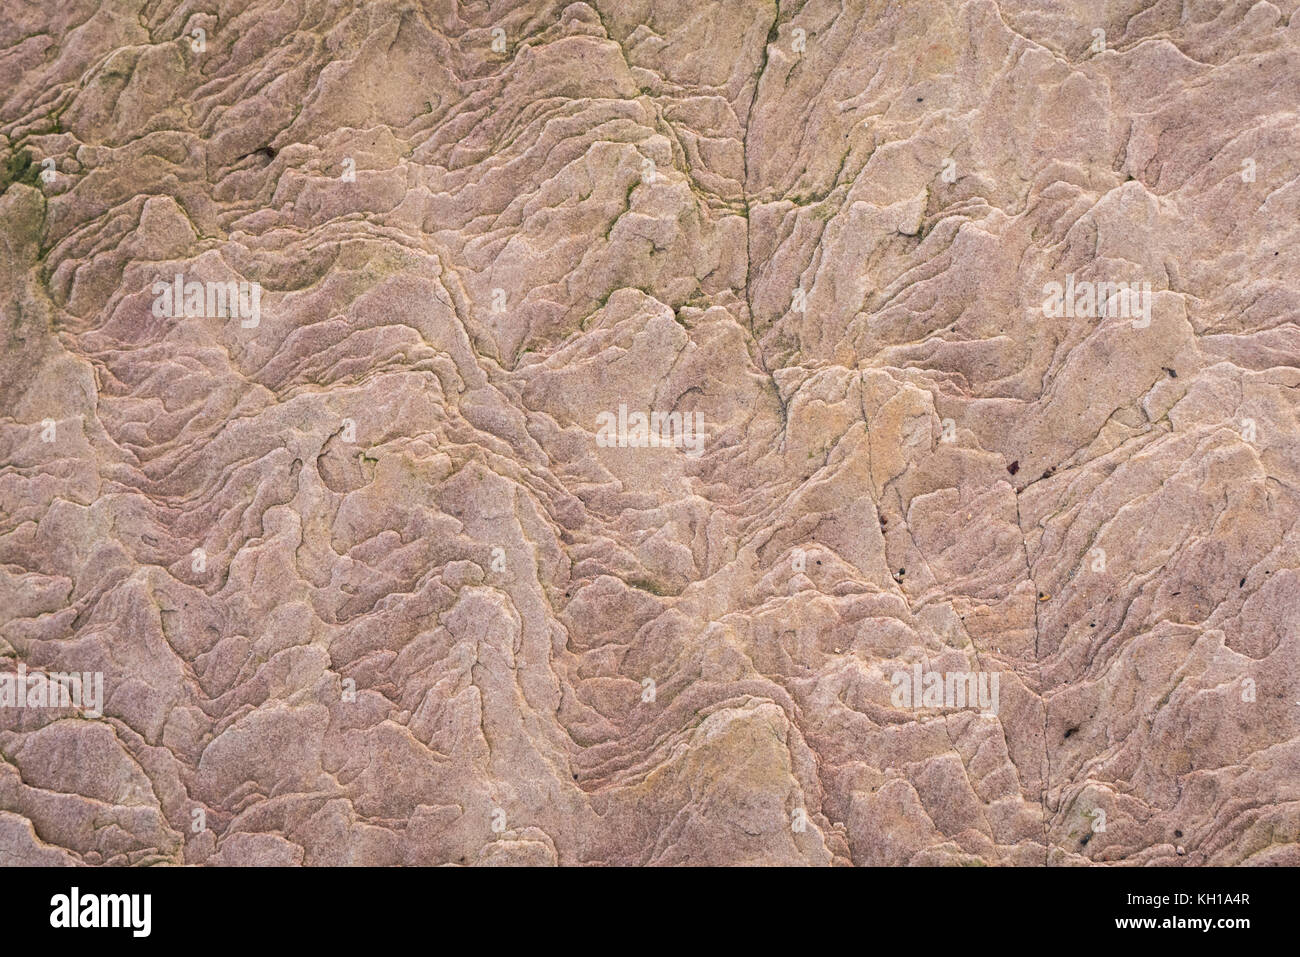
[1, 0, 1298, 867]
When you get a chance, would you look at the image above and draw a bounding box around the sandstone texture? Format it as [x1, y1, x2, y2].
[1, 0, 1298, 866]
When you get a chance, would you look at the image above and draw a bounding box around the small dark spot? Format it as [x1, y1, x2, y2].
[1007, 460, 1019, 475]
[1239, 577, 1246, 587]
[1080, 832, 1092, 847]
[572, 773, 578, 780]
[816, 560, 821, 565]
[1089, 622, 1095, 627]
[1162, 367, 1178, 378]
[1174, 829, 1183, 838]
[0, 150, 39, 195]
[1064, 727, 1078, 739]
[916, 97, 923, 102]
[898, 568, 905, 576]
[1172, 591, 1180, 596]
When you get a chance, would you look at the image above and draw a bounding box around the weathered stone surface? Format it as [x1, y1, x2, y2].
[1, 0, 1297, 866]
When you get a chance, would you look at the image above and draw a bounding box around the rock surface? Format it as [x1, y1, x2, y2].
[1, 0, 1298, 866]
